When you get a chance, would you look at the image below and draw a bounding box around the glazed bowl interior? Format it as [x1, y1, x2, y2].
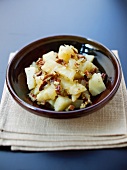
[6, 35, 121, 118]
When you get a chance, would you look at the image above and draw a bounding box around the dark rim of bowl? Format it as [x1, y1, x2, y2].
[6, 35, 122, 116]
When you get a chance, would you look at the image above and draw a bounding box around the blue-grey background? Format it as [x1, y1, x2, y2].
[0, 0, 127, 170]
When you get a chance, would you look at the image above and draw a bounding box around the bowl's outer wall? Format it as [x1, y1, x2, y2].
[6, 36, 121, 118]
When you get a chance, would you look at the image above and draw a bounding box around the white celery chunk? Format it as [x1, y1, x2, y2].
[89, 73, 106, 96]
[25, 67, 37, 90]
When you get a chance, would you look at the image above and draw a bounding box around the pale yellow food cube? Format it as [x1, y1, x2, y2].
[31, 86, 38, 95]
[54, 96, 72, 111]
[61, 78, 86, 95]
[35, 76, 43, 85]
[25, 67, 37, 90]
[55, 66, 76, 81]
[68, 82, 86, 95]
[32, 76, 44, 95]
[41, 60, 61, 73]
[60, 78, 74, 90]
[68, 58, 77, 69]
[89, 73, 106, 96]
[71, 93, 81, 102]
[85, 54, 94, 62]
[68, 59, 84, 78]
[37, 84, 57, 101]
[79, 60, 97, 73]
[58, 45, 78, 62]
[43, 51, 57, 62]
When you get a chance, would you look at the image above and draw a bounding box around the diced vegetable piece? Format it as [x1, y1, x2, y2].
[37, 84, 57, 101]
[25, 67, 37, 90]
[41, 60, 60, 73]
[71, 93, 81, 102]
[35, 76, 43, 85]
[89, 73, 106, 96]
[68, 58, 77, 69]
[85, 54, 94, 62]
[55, 67, 76, 81]
[58, 45, 78, 62]
[43, 51, 57, 62]
[54, 96, 72, 111]
[60, 77, 74, 90]
[68, 82, 86, 95]
[32, 85, 40, 95]
[61, 78, 86, 96]
[79, 60, 97, 73]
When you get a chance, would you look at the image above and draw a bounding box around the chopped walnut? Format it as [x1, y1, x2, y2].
[39, 80, 47, 91]
[36, 58, 45, 67]
[77, 54, 86, 59]
[91, 67, 98, 74]
[55, 84, 61, 95]
[74, 63, 80, 69]
[56, 58, 64, 64]
[43, 73, 55, 81]
[71, 54, 75, 58]
[84, 70, 92, 79]
[35, 70, 42, 76]
[72, 48, 78, 54]
[101, 73, 106, 80]
[67, 105, 75, 111]
[50, 74, 61, 83]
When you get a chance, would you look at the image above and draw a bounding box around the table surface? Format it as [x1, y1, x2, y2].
[0, 0, 127, 169]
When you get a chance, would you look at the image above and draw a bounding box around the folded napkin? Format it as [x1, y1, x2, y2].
[0, 51, 127, 151]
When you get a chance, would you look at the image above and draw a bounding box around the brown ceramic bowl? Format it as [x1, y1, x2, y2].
[6, 35, 121, 118]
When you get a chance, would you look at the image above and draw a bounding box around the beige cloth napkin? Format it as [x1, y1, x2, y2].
[0, 51, 127, 151]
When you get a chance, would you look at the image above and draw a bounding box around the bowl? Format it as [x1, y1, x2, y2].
[6, 35, 122, 118]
